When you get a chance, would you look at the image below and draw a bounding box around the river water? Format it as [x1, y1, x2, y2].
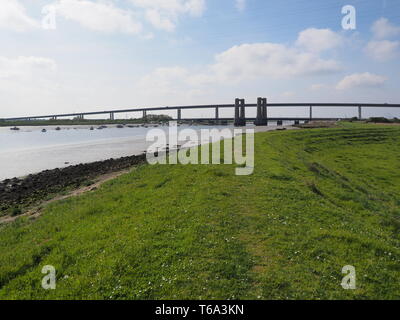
[0, 121, 292, 181]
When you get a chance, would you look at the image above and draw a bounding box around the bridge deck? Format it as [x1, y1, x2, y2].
[2, 102, 399, 122]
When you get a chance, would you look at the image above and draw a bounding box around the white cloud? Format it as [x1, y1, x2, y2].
[365, 40, 399, 61]
[135, 66, 208, 103]
[134, 31, 342, 101]
[336, 72, 387, 90]
[0, 0, 39, 32]
[0, 56, 57, 80]
[129, 0, 205, 31]
[211, 42, 340, 81]
[296, 28, 342, 53]
[137, 66, 188, 92]
[145, 9, 175, 32]
[310, 83, 328, 91]
[136, 40, 341, 93]
[0, 0, 206, 35]
[282, 91, 295, 97]
[54, 0, 142, 34]
[235, 0, 246, 11]
[371, 18, 400, 39]
[130, 0, 205, 16]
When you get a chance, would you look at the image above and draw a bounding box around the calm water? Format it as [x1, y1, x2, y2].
[0, 124, 223, 180]
[0, 121, 290, 181]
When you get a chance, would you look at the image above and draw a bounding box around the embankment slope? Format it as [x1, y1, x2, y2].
[0, 123, 399, 299]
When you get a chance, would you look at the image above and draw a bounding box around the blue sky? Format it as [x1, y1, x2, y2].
[1, 0, 400, 118]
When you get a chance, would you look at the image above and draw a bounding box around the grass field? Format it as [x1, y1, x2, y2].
[0, 123, 399, 299]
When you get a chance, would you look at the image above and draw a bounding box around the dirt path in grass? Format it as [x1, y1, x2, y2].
[0, 169, 131, 225]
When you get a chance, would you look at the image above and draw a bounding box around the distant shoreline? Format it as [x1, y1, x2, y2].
[0, 119, 169, 127]
[0, 118, 232, 127]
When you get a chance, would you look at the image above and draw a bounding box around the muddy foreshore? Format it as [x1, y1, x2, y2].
[0, 153, 146, 214]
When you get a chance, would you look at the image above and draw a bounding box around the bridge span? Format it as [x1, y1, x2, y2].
[2, 98, 400, 126]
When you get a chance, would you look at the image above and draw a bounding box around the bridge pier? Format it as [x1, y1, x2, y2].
[110, 112, 115, 121]
[262, 98, 267, 123]
[234, 99, 240, 126]
[143, 110, 147, 119]
[234, 98, 246, 127]
[358, 106, 362, 120]
[177, 108, 181, 121]
[215, 107, 219, 120]
[254, 97, 268, 126]
[309, 105, 313, 121]
[254, 97, 262, 126]
[240, 100, 245, 121]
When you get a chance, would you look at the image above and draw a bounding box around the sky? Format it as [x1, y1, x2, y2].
[1, 0, 400, 119]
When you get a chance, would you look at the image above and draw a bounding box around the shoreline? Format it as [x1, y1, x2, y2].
[0, 153, 147, 218]
[0, 122, 238, 181]
[0, 124, 298, 219]
[0, 169, 132, 225]
[0, 119, 231, 128]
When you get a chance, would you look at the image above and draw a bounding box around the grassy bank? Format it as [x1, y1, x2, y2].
[0, 123, 399, 299]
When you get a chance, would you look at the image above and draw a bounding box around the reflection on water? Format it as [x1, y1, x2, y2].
[0, 122, 289, 181]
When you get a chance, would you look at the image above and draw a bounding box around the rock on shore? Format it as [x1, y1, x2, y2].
[0, 153, 146, 214]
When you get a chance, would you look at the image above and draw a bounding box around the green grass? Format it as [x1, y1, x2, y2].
[1, 123, 399, 299]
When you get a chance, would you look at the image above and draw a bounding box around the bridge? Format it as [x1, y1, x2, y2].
[2, 98, 400, 126]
